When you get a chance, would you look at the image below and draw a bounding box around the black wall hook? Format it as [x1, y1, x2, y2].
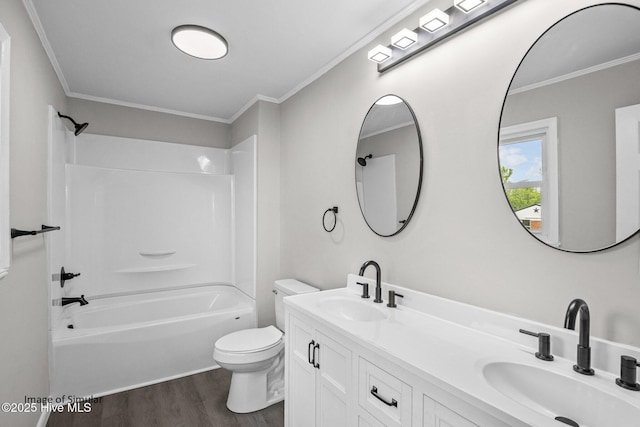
[322, 207, 338, 232]
[11, 225, 61, 239]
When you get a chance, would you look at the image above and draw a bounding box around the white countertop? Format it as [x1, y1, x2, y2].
[284, 274, 640, 427]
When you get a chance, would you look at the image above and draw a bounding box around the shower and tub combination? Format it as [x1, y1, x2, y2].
[46, 107, 257, 398]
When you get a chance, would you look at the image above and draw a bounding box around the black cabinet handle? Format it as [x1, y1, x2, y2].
[308, 340, 315, 365]
[370, 386, 397, 407]
[313, 342, 320, 369]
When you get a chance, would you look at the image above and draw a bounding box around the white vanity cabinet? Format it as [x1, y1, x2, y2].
[422, 396, 478, 427]
[285, 280, 640, 426]
[286, 313, 352, 427]
[286, 308, 509, 427]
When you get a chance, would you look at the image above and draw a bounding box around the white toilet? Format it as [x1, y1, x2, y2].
[213, 278, 319, 413]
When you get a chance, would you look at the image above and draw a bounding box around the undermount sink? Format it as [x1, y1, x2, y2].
[317, 296, 388, 322]
[482, 361, 640, 427]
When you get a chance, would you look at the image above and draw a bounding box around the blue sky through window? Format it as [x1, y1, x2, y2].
[499, 139, 542, 183]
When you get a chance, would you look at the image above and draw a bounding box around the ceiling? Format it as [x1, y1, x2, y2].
[27, 0, 429, 123]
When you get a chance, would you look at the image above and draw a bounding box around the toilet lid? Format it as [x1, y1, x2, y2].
[215, 325, 283, 353]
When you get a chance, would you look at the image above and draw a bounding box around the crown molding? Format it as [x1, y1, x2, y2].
[277, 0, 431, 105]
[508, 52, 640, 96]
[229, 94, 279, 123]
[22, 0, 70, 93]
[68, 92, 232, 123]
[23, 0, 432, 124]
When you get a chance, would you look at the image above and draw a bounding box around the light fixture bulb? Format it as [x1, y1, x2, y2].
[171, 25, 228, 60]
[420, 9, 450, 33]
[367, 45, 392, 64]
[454, 0, 487, 13]
[391, 29, 418, 50]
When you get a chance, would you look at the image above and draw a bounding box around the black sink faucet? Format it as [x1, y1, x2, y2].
[564, 298, 594, 375]
[61, 295, 89, 307]
[359, 260, 383, 303]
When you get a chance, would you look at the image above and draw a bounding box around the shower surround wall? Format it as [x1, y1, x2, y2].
[47, 116, 257, 396]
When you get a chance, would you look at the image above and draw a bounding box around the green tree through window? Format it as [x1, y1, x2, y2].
[501, 166, 541, 211]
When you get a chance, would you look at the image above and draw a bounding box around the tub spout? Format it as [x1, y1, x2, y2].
[61, 295, 89, 307]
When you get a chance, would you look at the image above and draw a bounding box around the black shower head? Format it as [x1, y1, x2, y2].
[357, 154, 373, 167]
[58, 112, 89, 136]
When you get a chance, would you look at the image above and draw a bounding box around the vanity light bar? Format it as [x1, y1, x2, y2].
[455, 0, 487, 13]
[368, 45, 393, 63]
[420, 9, 450, 33]
[391, 28, 418, 50]
[370, 0, 519, 71]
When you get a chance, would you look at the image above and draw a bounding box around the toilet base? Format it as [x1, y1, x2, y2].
[225, 353, 284, 413]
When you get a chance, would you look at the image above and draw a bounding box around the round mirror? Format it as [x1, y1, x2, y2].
[356, 95, 423, 236]
[498, 4, 640, 252]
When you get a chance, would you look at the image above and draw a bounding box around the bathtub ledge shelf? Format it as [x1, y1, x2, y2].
[139, 250, 177, 257]
[115, 264, 196, 273]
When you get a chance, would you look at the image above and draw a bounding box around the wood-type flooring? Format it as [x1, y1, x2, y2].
[47, 368, 284, 427]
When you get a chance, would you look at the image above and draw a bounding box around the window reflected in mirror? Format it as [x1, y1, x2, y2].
[498, 4, 640, 252]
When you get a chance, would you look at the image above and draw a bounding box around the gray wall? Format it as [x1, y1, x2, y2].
[68, 98, 231, 148]
[279, 0, 640, 347]
[231, 100, 281, 327]
[0, 1, 67, 426]
[502, 59, 640, 250]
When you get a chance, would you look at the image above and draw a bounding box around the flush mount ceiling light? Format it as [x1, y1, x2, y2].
[454, 0, 487, 13]
[171, 25, 228, 60]
[375, 95, 403, 106]
[367, 45, 392, 63]
[420, 9, 450, 33]
[391, 29, 418, 50]
[368, 0, 519, 72]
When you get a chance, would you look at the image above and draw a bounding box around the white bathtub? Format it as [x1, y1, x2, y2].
[51, 284, 255, 399]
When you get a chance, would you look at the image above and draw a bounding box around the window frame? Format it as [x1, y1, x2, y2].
[499, 117, 559, 246]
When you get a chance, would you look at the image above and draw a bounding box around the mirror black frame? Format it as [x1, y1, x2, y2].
[356, 94, 424, 237]
[497, 2, 640, 253]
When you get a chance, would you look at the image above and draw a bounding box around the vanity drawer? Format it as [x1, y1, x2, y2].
[423, 395, 478, 427]
[359, 357, 412, 426]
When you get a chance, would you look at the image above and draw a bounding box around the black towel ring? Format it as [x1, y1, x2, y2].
[322, 207, 339, 232]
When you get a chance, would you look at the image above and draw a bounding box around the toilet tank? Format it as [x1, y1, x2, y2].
[274, 279, 319, 330]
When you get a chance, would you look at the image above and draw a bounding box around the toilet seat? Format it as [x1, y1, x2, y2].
[215, 325, 283, 353]
[214, 326, 284, 366]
